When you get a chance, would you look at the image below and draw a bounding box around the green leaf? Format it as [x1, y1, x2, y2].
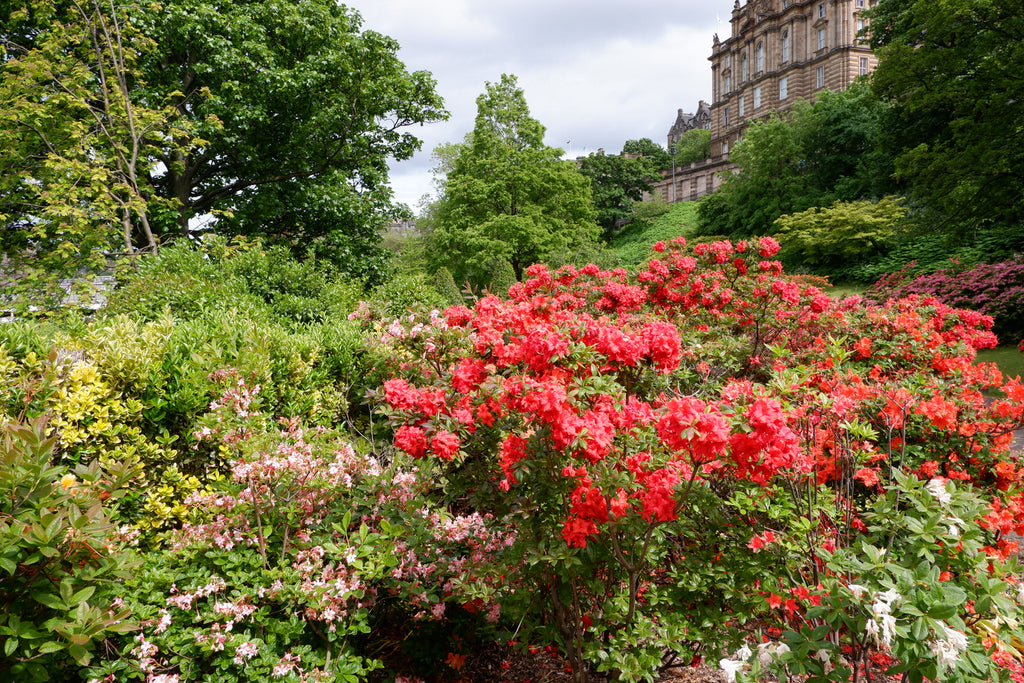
[68, 642, 91, 666]
[69, 586, 95, 607]
[31, 592, 65, 610]
[38, 640, 65, 653]
[927, 603, 957, 620]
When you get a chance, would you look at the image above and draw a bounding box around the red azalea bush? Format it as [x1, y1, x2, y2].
[370, 236, 1024, 682]
[867, 258, 1024, 343]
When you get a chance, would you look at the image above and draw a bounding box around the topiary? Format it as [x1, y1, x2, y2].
[487, 258, 517, 298]
[432, 267, 464, 306]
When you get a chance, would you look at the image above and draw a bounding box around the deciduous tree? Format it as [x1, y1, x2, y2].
[431, 74, 599, 284]
[577, 151, 655, 241]
[0, 0, 193, 307]
[671, 128, 711, 165]
[0, 0, 446, 302]
[868, 0, 1024, 237]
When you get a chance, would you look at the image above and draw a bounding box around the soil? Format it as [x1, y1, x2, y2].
[455, 639, 726, 682]
[453, 637, 905, 683]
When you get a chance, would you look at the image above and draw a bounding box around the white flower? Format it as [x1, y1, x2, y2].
[814, 648, 832, 668]
[865, 618, 879, 641]
[848, 583, 867, 599]
[736, 644, 753, 660]
[719, 658, 746, 682]
[930, 638, 960, 669]
[877, 588, 901, 606]
[941, 624, 968, 652]
[944, 516, 965, 538]
[879, 613, 897, 649]
[927, 478, 952, 505]
[756, 641, 792, 668]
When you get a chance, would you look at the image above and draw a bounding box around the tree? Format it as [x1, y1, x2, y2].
[621, 137, 672, 172]
[577, 151, 655, 241]
[798, 84, 894, 201]
[671, 128, 711, 165]
[696, 86, 893, 239]
[137, 0, 447, 238]
[697, 111, 810, 237]
[0, 0, 447, 296]
[868, 0, 1024, 235]
[0, 0, 193, 306]
[430, 74, 599, 284]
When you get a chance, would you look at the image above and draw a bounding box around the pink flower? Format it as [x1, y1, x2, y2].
[233, 641, 259, 665]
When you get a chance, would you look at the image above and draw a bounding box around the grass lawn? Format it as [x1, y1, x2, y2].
[977, 345, 1024, 381]
[826, 283, 867, 299]
[605, 202, 700, 269]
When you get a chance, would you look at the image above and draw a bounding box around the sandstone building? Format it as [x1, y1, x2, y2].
[667, 101, 712, 149]
[651, 0, 877, 203]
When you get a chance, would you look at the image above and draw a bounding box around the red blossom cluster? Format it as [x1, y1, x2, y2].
[380, 236, 1024, 558]
[380, 238, 853, 549]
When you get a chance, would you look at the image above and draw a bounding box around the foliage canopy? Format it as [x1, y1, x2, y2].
[430, 74, 599, 284]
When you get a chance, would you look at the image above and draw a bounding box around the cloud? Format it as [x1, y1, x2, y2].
[348, 0, 721, 208]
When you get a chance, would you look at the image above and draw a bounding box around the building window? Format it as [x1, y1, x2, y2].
[818, 28, 826, 50]
[860, 57, 869, 75]
[779, 76, 788, 100]
[741, 53, 748, 82]
[753, 86, 762, 109]
[782, 30, 790, 63]
[722, 139, 729, 154]
[816, 65, 824, 89]
[856, 18, 866, 33]
[723, 106, 730, 126]
[818, 2, 826, 18]
[856, 0, 864, 6]
[756, 42, 764, 73]
[725, 54, 732, 69]
[738, 95, 745, 117]
[782, 0, 788, 7]
[724, 74, 731, 93]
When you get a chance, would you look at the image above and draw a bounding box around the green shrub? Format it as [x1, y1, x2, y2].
[104, 242, 263, 323]
[774, 196, 907, 268]
[0, 418, 137, 681]
[369, 272, 446, 318]
[487, 257, 517, 297]
[431, 267, 464, 307]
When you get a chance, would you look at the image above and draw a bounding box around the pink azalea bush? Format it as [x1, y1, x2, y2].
[84, 371, 513, 682]
[868, 257, 1024, 343]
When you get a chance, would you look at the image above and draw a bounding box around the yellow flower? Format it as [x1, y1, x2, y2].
[60, 473, 77, 491]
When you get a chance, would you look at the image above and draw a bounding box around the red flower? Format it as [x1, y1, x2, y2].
[562, 515, 598, 548]
[431, 430, 460, 461]
[854, 467, 881, 487]
[748, 530, 776, 552]
[394, 425, 427, 458]
[383, 378, 419, 411]
[446, 652, 467, 670]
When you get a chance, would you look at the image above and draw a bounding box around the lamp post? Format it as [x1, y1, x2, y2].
[671, 144, 676, 204]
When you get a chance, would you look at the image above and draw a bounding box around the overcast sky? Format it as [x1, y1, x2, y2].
[346, 0, 723, 211]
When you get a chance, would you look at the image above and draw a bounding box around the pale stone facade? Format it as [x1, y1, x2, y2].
[651, 0, 877, 203]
